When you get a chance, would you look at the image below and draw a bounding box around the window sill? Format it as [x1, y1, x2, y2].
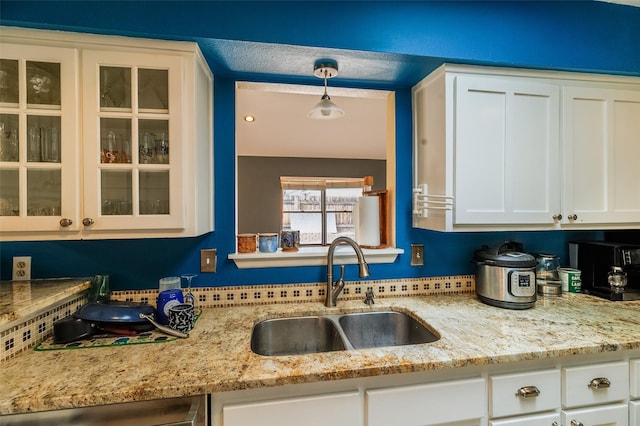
[229, 246, 404, 269]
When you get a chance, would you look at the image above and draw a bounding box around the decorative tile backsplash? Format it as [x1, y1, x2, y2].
[1, 275, 474, 362]
[112, 275, 475, 307]
[1, 293, 88, 362]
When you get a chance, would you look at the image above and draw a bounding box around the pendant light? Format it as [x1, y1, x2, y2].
[308, 61, 345, 120]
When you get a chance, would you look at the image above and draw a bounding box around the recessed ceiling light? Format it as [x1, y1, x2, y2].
[244, 115, 255, 123]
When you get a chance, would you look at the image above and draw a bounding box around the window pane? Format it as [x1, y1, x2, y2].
[139, 170, 169, 215]
[27, 169, 61, 216]
[326, 187, 361, 243]
[138, 68, 168, 111]
[283, 189, 322, 244]
[26, 61, 61, 106]
[0, 59, 19, 104]
[101, 170, 132, 215]
[100, 66, 131, 109]
[289, 212, 322, 245]
[0, 169, 19, 215]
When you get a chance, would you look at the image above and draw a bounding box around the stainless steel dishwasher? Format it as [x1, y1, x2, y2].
[1, 394, 206, 426]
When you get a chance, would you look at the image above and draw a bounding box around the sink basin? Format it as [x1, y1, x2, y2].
[250, 310, 439, 356]
[338, 311, 439, 349]
[251, 316, 346, 356]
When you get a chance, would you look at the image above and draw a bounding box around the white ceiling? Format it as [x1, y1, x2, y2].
[235, 82, 392, 160]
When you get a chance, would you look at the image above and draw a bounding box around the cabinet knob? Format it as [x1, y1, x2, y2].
[588, 377, 611, 389]
[568, 214, 578, 221]
[552, 214, 562, 221]
[571, 420, 584, 426]
[59, 218, 73, 227]
[515, 386, 540, 398]
[82, 218, 95, 226]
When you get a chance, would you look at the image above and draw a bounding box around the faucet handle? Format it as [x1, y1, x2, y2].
[364, 287, 376, 305]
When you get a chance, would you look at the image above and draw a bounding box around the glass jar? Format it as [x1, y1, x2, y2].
[536, 253, 560, 281]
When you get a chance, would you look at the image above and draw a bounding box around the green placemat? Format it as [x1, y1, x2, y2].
[36, 310, 201, 351]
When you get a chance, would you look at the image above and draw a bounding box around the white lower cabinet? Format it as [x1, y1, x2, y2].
[214, 356, 640, 426]
[222, 391, 362, 426]
[366, 377, 486, 426]
[562, 402, 628, 426]
[489, 411, 560, 426]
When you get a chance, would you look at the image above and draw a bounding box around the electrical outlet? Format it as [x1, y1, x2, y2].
[411, 244, 424, 266]
[201, 249, 217, 273]
[13, 256, 32, 281]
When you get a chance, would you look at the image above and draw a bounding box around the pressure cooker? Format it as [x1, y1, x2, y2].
[473, 241, 537, 309]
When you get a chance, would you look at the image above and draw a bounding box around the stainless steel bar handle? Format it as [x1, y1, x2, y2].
[571, 420, 584, 426]
[515, 385, 540, 398]
[59, 218, 73, 227]
[588, 377, 611, 389]
[568, 214, 578, 221]
[82, 217, 94, 226]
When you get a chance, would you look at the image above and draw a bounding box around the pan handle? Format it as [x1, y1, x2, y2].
[139, 313, 189, 338]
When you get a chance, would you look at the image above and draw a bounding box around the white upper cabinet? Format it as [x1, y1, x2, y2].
[0, 27, 213, 240]
[0, 42, 80, 234]
[413, 64, 640, 232]
[562, 85, 640, 227]
[454, 74, 560, 226]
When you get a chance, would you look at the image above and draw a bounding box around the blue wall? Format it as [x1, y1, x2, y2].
[0, 1, 637, 290]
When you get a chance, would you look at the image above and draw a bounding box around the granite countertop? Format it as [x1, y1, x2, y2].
[2, 292, 640, 415]
[0, 279, 91, 330]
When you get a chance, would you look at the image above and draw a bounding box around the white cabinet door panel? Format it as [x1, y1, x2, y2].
[454, 75, 560, 225]
[366, 377, 485, 426]
[563, 86, 640, 225]
[223, 391, 362, 426]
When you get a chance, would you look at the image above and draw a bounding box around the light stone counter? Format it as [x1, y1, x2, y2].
[1, 292, 640, 415]
[0, 278, 91, 330]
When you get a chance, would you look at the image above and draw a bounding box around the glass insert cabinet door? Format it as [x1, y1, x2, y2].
[0, 43, 80, 233]
[81, 50, 184, 231]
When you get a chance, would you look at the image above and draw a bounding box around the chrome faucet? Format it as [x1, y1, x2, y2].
[325, 236, 370, 307]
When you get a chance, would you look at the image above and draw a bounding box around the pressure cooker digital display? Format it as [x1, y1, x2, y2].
[509, 271, 536, 297]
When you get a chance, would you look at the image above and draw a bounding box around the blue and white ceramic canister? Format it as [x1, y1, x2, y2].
[258, 233, 278, 252]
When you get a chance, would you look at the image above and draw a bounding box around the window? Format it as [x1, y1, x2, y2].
[281, 177, 366, 246]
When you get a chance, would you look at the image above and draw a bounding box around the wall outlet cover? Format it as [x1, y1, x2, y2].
[13, 256, 32, 281]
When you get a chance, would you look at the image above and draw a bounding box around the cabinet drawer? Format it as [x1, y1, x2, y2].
[631, 400, 640, 426]
[562, 361, 628, 408]
[366, 377, 485, 426]
[631, 359, 640, 399]
[489, 411, 560, 426]
[490, 369, 560, 418]
[222, 391, 361, 426]
[562, 402, 628, 426]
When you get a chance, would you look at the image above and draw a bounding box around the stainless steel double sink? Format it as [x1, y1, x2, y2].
[251, 311, 440, 356]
